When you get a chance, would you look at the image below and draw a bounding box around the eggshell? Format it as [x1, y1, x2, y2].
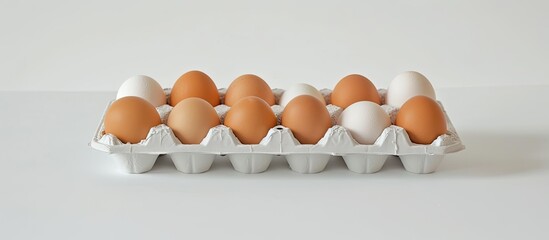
[386, 71, 436, 108]
[167, 98, 220, 144]
[170, 70, 220, 107]
[104, 96, 161, 144]
[337, 101, 391, 145]
[281, 95, 332, 144]
[224, 96, 277, 144]
[331, 74, 381, 109]
[224, 74, 275, 106]
[395, 96, 447, 144]
[116, 75, 166, 107]
[279, 83, 325, 107]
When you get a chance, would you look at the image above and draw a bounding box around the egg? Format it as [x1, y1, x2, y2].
[279, 83, 325, 107]
[167, 98, 220, 144]
[331, 74, 380, 108]
[170, 70, 220, 107]
[104, 96, 161, 144]
[116, 75, 166, 107]
[395, 96, 447, 144]
[224, 96, 277, 144]
[337, 101, 391, 145]
[281, 95, 332, 144]
[224, 74, 275, 106]
[386, 71, 436, 108]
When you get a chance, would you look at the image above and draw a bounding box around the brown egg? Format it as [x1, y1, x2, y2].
[281, 95, 332, 144]
[331, 74, 381, 108]
[224, 74, 275, 106]
[170, 70, 220, 107]
[104, 96, 161, 144]
[167, 98, 220, 144]
[395, 96, 447, 144]
[224, 96, 277, 144]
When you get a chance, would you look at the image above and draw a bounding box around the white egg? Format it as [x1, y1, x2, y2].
[279, 83, 325, 107]
[337, 101, 391, 145]
[386, 71, 436, 108]
[116, 75, 166, 107]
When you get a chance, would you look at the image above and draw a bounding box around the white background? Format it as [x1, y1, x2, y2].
[1, 0, 548, 91]
[2, 1, 549, 240]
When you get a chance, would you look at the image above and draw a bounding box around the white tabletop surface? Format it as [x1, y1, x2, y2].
[1, 86, 548, 240]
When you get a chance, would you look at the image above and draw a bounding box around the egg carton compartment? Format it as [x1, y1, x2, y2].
[90, 89, 464, 174]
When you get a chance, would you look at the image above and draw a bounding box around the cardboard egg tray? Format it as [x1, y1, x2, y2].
[90, 89, 465, 174]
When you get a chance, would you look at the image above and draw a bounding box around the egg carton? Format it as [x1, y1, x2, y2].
[90, 89, 464, 174]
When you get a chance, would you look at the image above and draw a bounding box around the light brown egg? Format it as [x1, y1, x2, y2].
[167, 98, 220, 144]
[281, 95, 332, 144]
[170, 70, 220, 107]
[331, 74, 381, 108]
[224, 74, 275, 106]
[395, 96, 447, 144]
[104, 96, 161, 144]
[224, 96, 277, 144]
